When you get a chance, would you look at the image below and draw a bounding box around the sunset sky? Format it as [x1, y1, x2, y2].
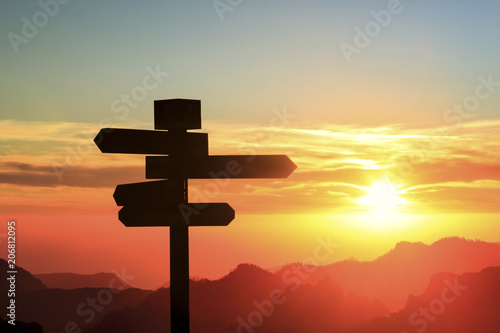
[1, 0, 500, 289]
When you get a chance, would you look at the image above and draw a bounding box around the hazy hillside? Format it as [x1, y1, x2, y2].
[276, 237, 500, 311]
[3, 237, 499, 333]
[0, 316, 44, 333]
[0, 258, 46, 293]
[0, 258, 149, 333]
[15, 287, 153, 333]
[35, 272, 133, 290]
[86, 264, 389, 333]
[350, 266, 500, 333]
[0, 259, 47, 332]
[88, 263, 500, 333]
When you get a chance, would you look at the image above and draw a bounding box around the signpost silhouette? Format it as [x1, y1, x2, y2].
[94, 98, 297, 332]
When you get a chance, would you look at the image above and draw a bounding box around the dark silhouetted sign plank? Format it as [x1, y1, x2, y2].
[118, 203, 235, 227]
[114, 180, 181, 206]
[145, 155, 297, 179]
[154, 99, 201, 130]
[94, 128, 208, 155]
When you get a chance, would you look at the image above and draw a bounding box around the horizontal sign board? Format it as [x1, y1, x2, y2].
[118, 203, 235, 227]
[146, 155, 297, 179]
[94, 128, 208, 155]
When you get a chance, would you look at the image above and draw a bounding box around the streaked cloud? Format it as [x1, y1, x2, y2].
[2, 119, 500, 214]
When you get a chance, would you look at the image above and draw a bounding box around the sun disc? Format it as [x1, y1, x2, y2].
[357, 179, 408, 212]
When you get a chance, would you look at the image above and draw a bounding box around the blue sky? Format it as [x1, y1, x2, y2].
[1, 0, 499, 126]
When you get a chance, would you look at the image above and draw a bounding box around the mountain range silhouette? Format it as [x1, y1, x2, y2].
[350, 266, 500, 333]
[276, 237, 500, 311]
[1, 237, 499, 332]
[0, 316, 44, 333]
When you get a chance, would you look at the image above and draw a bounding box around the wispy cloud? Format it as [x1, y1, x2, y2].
[0, 162, 143, 188]
[2, 119, 500, 214]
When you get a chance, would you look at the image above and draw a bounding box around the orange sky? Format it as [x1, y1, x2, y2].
[1, 118, 500, 289]
[2, 1, 500, 292]
[3, 118, 500, 215]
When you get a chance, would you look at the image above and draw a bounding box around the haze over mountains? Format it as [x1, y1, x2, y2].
[35, 272, 133, 290]
[350, 266, 500, 333]
[0, 259, 152, 333]
[1, 237, 499, 332]
[87, 265, 389, 333]
[276, 237, 500, 311]
[0, 259, 46, 293]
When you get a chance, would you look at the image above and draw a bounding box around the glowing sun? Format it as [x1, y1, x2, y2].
[357, 179, 408, 212]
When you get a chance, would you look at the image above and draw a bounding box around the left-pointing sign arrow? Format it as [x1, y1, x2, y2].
[94, 128, 208, 155]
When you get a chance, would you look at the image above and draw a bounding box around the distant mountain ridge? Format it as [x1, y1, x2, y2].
[276, 237, 500, 311]
[2, 237, 500, 333]
[0, 259, 46, 293]
[87, 263, 500, 333]
[35, 272, 133, 290]
[86, 263, 390, 333]
[0, 259, 151, 333]
[16, 287, 153, 333]
[350, 266, 500, 333]
[0, 315, 44, 333]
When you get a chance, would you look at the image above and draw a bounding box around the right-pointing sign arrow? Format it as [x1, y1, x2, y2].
[146, 155, 297, 179]
[114, 180, 181, 206]
[118, 203, 235, 227]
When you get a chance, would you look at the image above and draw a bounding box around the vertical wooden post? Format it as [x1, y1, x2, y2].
[170, 221, 189, 332]
[170, 129, 190, 333]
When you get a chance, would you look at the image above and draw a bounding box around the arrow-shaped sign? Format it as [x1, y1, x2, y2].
[114, 180, 181, 206]
[94, 128, 208, 155]
[145, 155, 297, 179]
[118, 203, 235, 227]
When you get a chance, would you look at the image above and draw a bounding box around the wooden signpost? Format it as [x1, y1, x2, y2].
[94, 98, 297, 333]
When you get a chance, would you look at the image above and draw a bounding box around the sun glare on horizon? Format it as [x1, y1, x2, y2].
[357, 179, 408, 213]
[351, 179, 413, 230]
